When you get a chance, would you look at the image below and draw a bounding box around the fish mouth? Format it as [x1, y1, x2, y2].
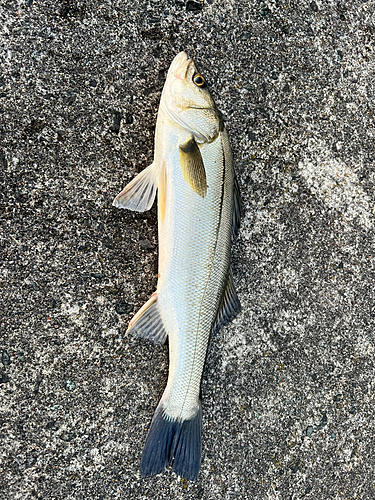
[188, 106, 211, 110]
[174, 59, 193, 81]
[168, 52, 194, 81]
[174, 51, 188, 65]
[166, 52, 188, 79]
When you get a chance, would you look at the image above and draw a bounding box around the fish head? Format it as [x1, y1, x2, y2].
[162, 52, 223, 143]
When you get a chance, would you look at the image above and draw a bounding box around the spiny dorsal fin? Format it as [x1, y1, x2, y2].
[113, 162, 157, 212]
[179, 137, 207, 198]
[127, 292, 167, 345]
[212, 268, 241, 334]
[232, 175, 241, 239]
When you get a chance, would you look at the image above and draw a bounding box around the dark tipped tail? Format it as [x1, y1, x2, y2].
[141, 402, 202, 481]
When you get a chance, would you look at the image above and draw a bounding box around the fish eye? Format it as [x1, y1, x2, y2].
[193, 74, 206, 87]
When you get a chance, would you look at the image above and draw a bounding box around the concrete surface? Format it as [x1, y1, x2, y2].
[1, 0, 375, 498]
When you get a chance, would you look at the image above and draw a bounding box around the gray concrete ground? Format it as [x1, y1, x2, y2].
[1, 0, 375, 498]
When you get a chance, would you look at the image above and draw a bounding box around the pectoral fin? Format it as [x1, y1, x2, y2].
[212, 268, 241, 334]
[127, 292, 167, 345]
[113, 162, 157, 212]
[179, 137, 207, 198]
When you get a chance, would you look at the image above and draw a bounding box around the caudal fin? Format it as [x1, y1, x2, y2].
[141, 402, 202, 481]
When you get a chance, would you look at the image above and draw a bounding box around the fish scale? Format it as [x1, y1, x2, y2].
[158, 132, 232, 419]
[113, 51, 241, 480]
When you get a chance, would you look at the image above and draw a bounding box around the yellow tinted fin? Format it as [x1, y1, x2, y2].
[179, 137, 207, 198]
[113, 162, 157, 212]
[127, 292, 167, 345]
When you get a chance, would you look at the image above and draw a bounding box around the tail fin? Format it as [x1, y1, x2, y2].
[141, 402, 202, 481]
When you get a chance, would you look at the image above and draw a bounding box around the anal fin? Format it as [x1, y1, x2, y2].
[213, 268, 241, 334]
[127, 292, 167, 345]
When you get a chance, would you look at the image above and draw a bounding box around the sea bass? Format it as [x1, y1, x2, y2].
[113, 51, 241, 480]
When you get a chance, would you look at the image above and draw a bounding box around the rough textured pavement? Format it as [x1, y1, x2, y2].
[1, 0, 375, 498]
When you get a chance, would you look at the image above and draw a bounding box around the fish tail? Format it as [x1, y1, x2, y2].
[141, 401, 202, 481]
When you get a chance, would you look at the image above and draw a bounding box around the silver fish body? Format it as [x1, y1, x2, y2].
[113, 52, 241, 480]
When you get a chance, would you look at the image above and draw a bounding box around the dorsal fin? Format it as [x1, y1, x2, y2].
[212, 268, 241, 334]
[179, 137, 207, 198]
[232, 175, 241, 239]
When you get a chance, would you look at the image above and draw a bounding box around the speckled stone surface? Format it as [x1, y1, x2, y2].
[1, 0, 375, 499]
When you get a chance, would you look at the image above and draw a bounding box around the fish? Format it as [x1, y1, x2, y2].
[113, 51, 241, 480]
